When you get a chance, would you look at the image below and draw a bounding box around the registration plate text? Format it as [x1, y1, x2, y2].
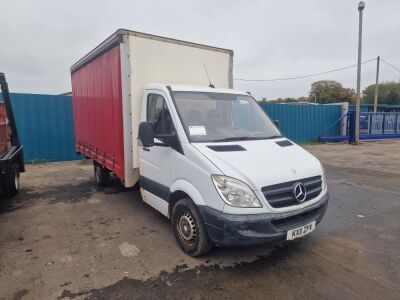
[286, 221, 316, 240]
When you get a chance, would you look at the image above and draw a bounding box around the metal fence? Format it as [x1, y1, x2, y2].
[5, 93, 81, 163]
[261, 104, 342, 144]
[320, 111, 400, 142]
[360, 112, 400, 137]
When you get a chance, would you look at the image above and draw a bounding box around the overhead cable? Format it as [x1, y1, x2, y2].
[380, 58, 400, 73]
[234, 58, 377, 82]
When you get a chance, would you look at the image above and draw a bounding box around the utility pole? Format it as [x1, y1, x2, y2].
[355, 1, 365, 145]
[373, 56, 380, 112]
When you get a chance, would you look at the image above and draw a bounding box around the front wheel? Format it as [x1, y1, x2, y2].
[171, 198, 213, 256]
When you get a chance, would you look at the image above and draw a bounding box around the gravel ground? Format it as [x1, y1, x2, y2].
[0, 140, 399, 300]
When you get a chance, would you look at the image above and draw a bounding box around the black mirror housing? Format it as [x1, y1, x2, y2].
[274, 120, 280, 128]
[138, 122, 155, 147]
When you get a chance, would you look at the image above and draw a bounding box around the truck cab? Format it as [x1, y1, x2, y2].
[137, 84, 329, 256]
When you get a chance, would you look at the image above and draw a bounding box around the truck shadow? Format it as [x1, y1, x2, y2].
[0, 174, 133, 214]
[95, 175, 139, 195]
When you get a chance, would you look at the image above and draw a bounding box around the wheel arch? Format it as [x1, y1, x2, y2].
[168, 179, 206, 218]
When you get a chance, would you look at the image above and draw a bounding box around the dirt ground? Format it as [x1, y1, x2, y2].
[0, 140, 399, 300]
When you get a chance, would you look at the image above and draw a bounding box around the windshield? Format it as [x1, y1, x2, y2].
[173, 92, 281, 143]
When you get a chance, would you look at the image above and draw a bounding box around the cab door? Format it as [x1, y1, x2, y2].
[139, 91, 177, 216]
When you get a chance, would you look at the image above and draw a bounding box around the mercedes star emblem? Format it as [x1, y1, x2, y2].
[293, 182, 307, 203]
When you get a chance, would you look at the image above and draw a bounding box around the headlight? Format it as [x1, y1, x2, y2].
[321, 165, 327, 190]
[211, 175, 262, 208]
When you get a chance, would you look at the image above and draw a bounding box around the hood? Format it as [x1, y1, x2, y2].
[192, 138, 322, 190]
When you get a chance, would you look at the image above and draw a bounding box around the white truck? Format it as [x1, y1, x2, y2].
[71, 29, 329, 256]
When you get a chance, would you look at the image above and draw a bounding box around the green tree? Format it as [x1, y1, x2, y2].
[297, 96, 310, 103]
[284, 97, 298, 103]
[309, 80, 355, 104]
[362, 81, 400, 104]
[386, 90, 400, 104]
[258, 97, 268, 105]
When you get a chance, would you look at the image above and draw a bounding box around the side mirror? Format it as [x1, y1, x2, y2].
[274, 120, 280, 128]
[138, 122, 154, 147]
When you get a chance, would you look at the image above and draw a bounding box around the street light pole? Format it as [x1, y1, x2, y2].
[373, 56, 380, 112]
[355, 1, 365, 145]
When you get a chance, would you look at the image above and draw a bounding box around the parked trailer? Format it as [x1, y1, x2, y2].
[0, 73, 25, 197]
[71, 29, 328, 256]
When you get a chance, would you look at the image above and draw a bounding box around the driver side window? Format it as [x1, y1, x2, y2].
[147, 94, 176, 138]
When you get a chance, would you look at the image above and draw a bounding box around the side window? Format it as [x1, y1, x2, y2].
[147, 94, 176, 137]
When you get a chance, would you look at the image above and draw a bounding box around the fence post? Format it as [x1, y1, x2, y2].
[340, 102, 349, 136]
[368, 113, 372, 135]
[382, 113, 385, 134]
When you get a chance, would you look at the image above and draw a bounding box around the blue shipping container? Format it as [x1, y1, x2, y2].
[261, 104, 342, 143]
[1, 93, 81, 163]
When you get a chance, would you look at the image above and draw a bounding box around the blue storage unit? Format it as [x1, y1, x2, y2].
[261, 104, 342, 143]
[1, 93, 81, 163]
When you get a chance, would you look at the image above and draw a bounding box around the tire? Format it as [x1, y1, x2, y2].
[94, 163, 110, 186]
[3, 163, 19, 197]
[171, 198, 213, 257]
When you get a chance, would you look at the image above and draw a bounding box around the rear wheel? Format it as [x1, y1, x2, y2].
[3, 163, 19, 197]
[93, 162, 110, 186]
[172, 198, 213, 256]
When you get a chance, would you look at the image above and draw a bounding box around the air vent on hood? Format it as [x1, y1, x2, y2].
[207, 145, 246, 152]
[275, 140, 293, 147]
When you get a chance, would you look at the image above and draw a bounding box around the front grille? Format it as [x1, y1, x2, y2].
[261, 176, 322, 208]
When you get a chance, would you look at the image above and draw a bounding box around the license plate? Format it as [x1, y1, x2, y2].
[286, 221, 316, 240]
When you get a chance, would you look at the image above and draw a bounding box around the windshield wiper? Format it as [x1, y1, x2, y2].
[212, 135, 281, 142]
[213, 136, 254, 142]
[260, 135, 282, 140]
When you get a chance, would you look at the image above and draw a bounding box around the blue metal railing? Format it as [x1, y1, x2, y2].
[320, 111, 400, 142]
[359, 112, 400, 138]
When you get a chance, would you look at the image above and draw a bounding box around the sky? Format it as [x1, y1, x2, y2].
[1, 0, 400, 100]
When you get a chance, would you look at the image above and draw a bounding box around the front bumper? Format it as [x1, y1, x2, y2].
[198, 192, 329, 247]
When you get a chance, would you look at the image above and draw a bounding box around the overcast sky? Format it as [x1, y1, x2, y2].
[1, 0, 400, 99]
